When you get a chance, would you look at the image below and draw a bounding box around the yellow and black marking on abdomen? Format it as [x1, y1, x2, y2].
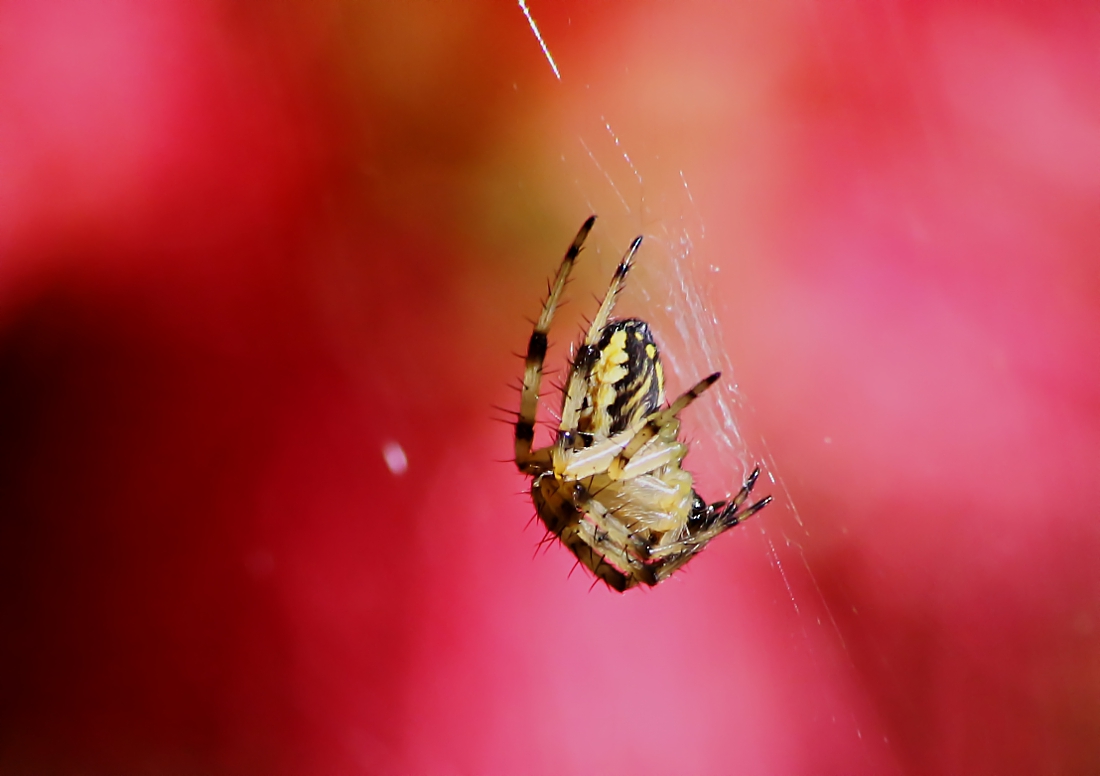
[576, 318, 666, 440]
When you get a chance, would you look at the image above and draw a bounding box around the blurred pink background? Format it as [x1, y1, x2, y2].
[1, 1, 1098, 774]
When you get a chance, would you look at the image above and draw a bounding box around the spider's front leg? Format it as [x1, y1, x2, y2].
[647, 466, 772, 583]
[704, 466, 772, 531]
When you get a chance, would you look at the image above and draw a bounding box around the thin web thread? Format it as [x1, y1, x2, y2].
[517, 1, 561, 80]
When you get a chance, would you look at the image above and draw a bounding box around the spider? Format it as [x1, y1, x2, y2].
[514, 215, 772, 592]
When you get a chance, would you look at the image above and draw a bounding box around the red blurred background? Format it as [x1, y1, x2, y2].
[1, 1, 1098, 774]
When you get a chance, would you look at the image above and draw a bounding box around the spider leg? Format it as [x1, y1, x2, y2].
[558, 521, 633, 592]
[558, 234, 643, 435]
[536, 490, 640, 592]
[560, 430, 683, 480]
[532, 473, 653, 592]
[649, 542, 708, 583]
[581, 494, 651, 558]
[608, 372, 720, 479]
[613, 435, 685, 480]
[647, 466, 772, 574]
[712, 466, 773, 529]
[556, 376, 704, 482]
[515, 216, 595, 474]
[567, 515, 655, 592]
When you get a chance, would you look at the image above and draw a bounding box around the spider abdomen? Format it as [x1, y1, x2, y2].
[577, 318, 665, 440]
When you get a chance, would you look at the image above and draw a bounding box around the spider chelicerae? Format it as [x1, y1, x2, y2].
[513, 216, 771, 591]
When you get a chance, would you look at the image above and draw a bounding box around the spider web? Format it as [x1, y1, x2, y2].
[512, 2, 888, 771]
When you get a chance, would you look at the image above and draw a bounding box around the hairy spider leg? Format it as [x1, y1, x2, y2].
[560, 520, 633, 592]
[557, 373, 717, 481]
[568, 468, 770, 591]
[647, 508, 762, 583]
[558, 421, 682, 481]
[532, 473, 644, 591]
[608, 372, 720, 479]
[646, 466, 772, 569]
[557, 235, 643, 436]
[713, 466, 773, 529]
[515, 216, 596, 474]
[570, 501, 657, 590]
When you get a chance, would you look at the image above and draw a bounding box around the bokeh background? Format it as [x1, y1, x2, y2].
[1, 1, 1098, 774]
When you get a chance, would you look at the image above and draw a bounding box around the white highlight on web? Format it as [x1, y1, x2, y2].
[518, 0, 561, 80]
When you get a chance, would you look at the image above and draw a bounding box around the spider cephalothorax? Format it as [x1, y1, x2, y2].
[513, 216, 771, 591]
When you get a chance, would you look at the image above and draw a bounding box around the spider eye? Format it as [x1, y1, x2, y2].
[572, 482, 589, 501]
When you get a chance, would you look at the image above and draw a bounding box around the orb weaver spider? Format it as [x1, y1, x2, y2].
[514, 216, 771, 591]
